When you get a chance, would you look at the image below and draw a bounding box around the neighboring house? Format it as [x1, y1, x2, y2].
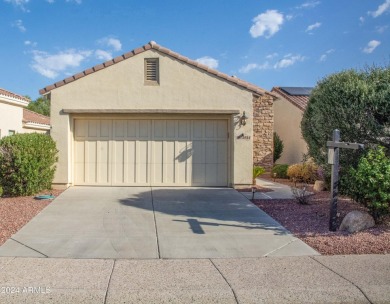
[23, 108, 51, 134]
[271, 86, 313, 164]
[0, 88, 50, 138]
[40, 41, 276, 189]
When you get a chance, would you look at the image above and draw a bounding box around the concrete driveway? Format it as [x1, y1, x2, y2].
[0, 187, 318, 259]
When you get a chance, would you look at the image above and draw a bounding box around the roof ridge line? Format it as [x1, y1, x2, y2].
[39, 41, 276, 98]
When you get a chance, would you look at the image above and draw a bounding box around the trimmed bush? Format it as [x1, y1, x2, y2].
[0, 186, 2, 197]
[271, 164, 289, 179]
[287, 162, 318, 183]
[346, 146, 390, 222]
[253, 166, 266, 184]
[0, 133, 58, 196]
[273, 132, 284, 162]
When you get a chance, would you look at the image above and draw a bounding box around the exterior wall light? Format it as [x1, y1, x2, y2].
[240, 111, 248, 126]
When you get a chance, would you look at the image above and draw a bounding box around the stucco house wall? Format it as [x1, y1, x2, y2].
[273, 90, 308, 164]
[42, 42, 274, 188]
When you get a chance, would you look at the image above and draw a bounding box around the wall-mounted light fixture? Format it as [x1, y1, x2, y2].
[240, 111, 248, 126]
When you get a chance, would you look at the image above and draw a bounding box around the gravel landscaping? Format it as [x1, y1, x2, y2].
[254, 179, 390, 255]
[0, 190, 63, 245]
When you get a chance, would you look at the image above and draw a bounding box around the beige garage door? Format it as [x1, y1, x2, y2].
[74, 119, 228, 186]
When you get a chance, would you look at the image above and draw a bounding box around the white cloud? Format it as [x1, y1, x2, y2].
[12, 19, 26, 32]
[359, 16, 365, 23]
[31, 49, 92, 78]
[363, 40, 381, 53]
[266, 52, 278, 59]
[376, 25, 388, 33]
[306, 22, 321, 32]
[95, 49, 112, 61]
[66, 0, 82, 4]
[239, 62, 270, 73]
[274, 54, 304, 69]
[24, 40, 37, 47]
[368, 0, 390, 17]
[296, 1, 321, 9]
[196, 56, 219, 69]
[4, 0, 29, 11]
[97, 37, 122, 51]
[319, 49, 335, 62]
[46, 0, 54, 3]
[249, 10, 284, 38]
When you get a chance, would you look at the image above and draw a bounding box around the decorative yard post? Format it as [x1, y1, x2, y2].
[326, 129, 364, 231]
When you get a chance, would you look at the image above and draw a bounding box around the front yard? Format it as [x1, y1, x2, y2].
[254, 179, 390, 255]
[0, 190, 63, 245]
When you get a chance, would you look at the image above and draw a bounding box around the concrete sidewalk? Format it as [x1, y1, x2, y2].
[240, 178, 311, 200]
[0, 255, 388, 303]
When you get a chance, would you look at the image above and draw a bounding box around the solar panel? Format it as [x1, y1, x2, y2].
[280, 87, 313, 96]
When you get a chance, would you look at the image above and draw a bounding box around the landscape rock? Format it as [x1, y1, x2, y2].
[313, 180, 326, 191]
[339, 211, 375, 233]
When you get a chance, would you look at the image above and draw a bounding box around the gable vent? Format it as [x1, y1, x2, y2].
[145, 58, 159, 85]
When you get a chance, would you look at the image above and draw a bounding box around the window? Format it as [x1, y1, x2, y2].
[8, 130, 15, 136]
[144, 58, 159, 85]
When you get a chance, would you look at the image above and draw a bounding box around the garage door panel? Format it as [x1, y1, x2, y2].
[74, 119, 228, 186]
[97, 140, 110, 184]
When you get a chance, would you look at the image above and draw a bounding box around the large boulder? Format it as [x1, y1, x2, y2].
[313, 180, 326, 191]
[339, 211, 375, 233]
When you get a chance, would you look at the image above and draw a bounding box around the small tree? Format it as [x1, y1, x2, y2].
[273, 132, 284, 162]
[347, 146, 390, 222]
[0, 133, 58, 196]
[27, 96, 51, 116]
[253, 166, 265, 185]
[301, 65, 390, 192]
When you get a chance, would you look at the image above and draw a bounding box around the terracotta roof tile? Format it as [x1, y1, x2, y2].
[39, 41, 275, 98]
[23, 109, 50, 126]
[0, 88, 30, 102]
[271, 87, 312, 111]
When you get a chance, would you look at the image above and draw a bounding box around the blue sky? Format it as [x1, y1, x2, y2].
[1, 0, 389, 100]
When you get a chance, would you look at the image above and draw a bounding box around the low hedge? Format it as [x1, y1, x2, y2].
[271, 164, 289, 179]
[0, 133, 58, 196]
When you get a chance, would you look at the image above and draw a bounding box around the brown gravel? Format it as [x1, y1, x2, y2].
[254, 178, 390, 255]
[0, 189, 63, 245]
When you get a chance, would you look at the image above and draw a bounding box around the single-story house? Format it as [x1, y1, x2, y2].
[271, 86, 313, 164]
[0, 88, 50, 138]
[40, 41, 276, 189]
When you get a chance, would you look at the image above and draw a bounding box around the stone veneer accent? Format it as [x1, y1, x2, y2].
[253, 94, 274, 171]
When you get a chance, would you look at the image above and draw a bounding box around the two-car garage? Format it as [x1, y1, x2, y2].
[73, 118, 229, 187]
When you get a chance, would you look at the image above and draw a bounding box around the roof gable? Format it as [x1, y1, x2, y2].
[39, 41, 274, 98]
[271, 86, 313, 111]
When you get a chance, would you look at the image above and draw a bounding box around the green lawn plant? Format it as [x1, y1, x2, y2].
[0, 133, 58, 196]
[253, 166, 265, 185]
[273, 132, 284, 162]
[271, 164, 289, 179]
[347, 146, 390, 222]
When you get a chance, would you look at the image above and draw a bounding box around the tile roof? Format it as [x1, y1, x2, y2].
[0, 88, 30, 102]
[39, 41, 275, 98]
[271, 86, 313, 111]
[23, 109, 50, 126]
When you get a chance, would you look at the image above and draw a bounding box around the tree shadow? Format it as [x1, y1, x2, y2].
[119, 188, 289, 236]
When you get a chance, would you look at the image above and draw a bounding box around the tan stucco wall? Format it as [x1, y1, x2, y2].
[273, 97, 308, 164]
[22, 127, 49, 134]
[0, 102, 24, 138]
[50, 49, 255, 187]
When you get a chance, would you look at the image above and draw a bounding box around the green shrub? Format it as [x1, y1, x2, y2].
[0, 133, 58, 196]
[287, 162, 318, 183]
[346, 146, 390, 222]
[273, 132, 284, 162]
[0, 186, 3, 197]
[253, 166, 266, 184]
[271, 164, 289, 179]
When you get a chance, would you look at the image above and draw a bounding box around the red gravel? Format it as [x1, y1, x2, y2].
[0, 190, 63, 245]
[253, 181, 390, 255]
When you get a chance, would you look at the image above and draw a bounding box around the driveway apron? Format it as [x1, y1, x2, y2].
[0, 187, 318, 258]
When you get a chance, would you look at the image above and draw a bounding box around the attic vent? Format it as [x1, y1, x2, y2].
[144, 58, 159, 85]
